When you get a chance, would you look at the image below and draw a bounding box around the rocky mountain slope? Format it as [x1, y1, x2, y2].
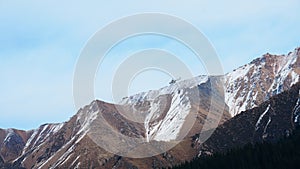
[121, 47, 300, 118]
[119, 76, 228, 142]
[0, 47, 299, 168]
[225, 47, 300, 116]
[197, 82, 300, 156]
[0, 129, 32, 162]
[0, 77, 229, 169]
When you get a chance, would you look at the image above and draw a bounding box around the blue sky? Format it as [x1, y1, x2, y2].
[0, 0, 300, 130]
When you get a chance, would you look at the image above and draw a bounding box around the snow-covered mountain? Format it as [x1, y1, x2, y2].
[225, 47, 300, 116]
[0, 77, 229, 168]
[120, 75, 220, 142]
[0, 47, 299, 168]
[119, 47, 300, 119]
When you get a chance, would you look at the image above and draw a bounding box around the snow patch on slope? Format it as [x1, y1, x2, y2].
[293, 90, 300, 124]
[255, 104, 270, 130]
[144, 101, 161, 142]
[77, 100, 99, 133]
[153, 91, 192, 141]
[3, 129, 15, 143]
[121, 75, 208, 105]
[120, 75, 208, 141]
[225, 63, 254, 116]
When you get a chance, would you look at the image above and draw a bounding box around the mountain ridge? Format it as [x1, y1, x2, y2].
[225, 47, 300, 116]
[196, 81, 300, 156]
[0, 47, 299, 168]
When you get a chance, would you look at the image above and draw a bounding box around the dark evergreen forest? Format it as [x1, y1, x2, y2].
[172, 127, 300, 169]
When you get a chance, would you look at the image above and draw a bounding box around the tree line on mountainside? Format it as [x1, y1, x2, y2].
[171, 127, 300, 169]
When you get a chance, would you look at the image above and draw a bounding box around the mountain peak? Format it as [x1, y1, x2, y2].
[1, 46, 300, 168]
[225, 47, 300, 116]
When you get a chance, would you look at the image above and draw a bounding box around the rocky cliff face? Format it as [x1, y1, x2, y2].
[225, 47, 300, 116]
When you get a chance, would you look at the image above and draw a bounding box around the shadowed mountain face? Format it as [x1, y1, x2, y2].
[197, 82, 300, 156]
[0, 129, 33, 162]
[0, 47, 299, 169]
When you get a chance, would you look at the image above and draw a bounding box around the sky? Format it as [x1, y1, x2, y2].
[0, 0, 300, 130]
